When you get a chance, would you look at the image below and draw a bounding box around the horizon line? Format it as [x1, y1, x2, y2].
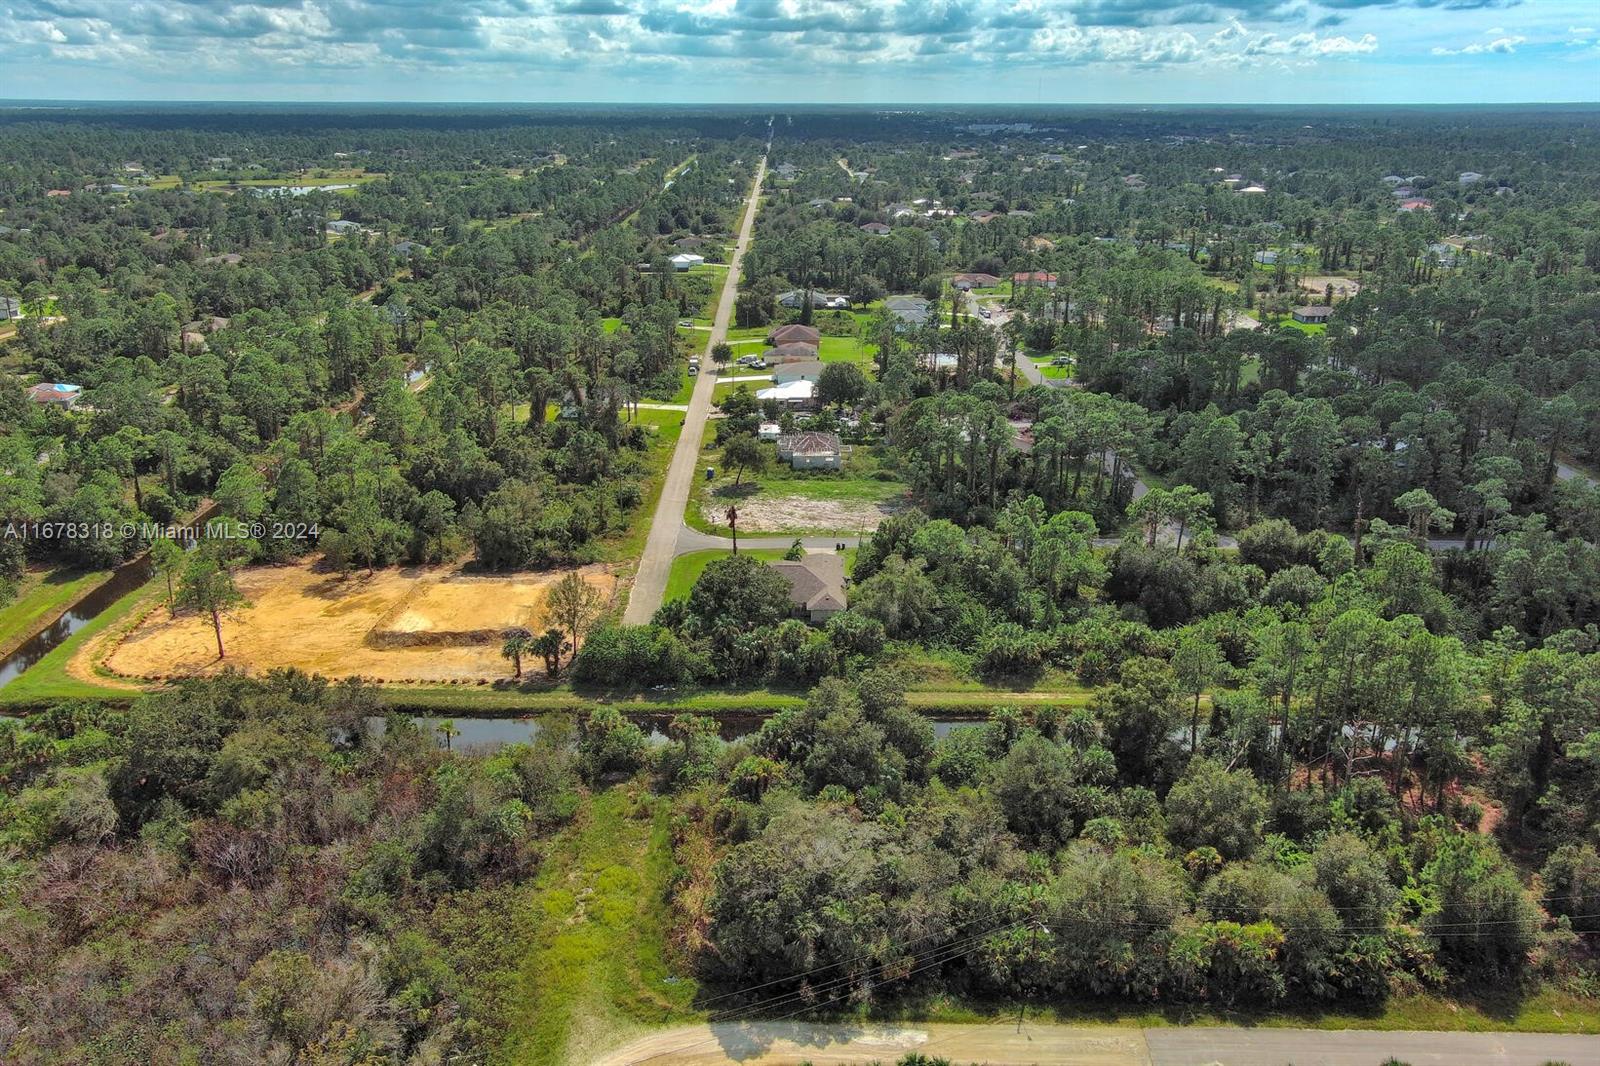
[1, 98, 1598, 108]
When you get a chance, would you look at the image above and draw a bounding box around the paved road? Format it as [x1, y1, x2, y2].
[624, 157, 767, 624]
[594, 1021, 1599, 1066]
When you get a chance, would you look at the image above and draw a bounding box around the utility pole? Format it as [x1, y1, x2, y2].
[727, 504, 739, 555]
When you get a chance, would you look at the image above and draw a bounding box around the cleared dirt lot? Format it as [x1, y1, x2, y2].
[1299, 275, 1362, 298]
[106, 558, 614, 683]
[731, 494, 904, 533]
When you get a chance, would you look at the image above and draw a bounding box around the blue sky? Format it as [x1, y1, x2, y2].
[0, 1, 1595, 104]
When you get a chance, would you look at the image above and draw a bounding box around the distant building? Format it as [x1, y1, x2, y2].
[951, 272, 1001, 290]
[859, 222, 891, 236]
[1238, 184, 1267, 195]
[768, 553, 848, 623]
[672, 236, 707, 249]
[45, 189, 70, 198]
[26, 382, 82, 409]
[757, 422, 782, 442]
[1459, 171, 1484, 185]
[773, 360, 826, 385]
[669, 252, 705, 271]
[326, 219, 361, 235]
[776, 431, 843, 471]
[202, 252, 243, 266]
[763, 341, 820, 363]
[757, 380, 817, 408]
[393, 240, 428, 256]
[1012, 271, 1058, 289]
[884, 295, 930, 326]
[1398, 199, 1432, 212]
[769, 323, 820, 347]
[1292, 305, 1333, 324]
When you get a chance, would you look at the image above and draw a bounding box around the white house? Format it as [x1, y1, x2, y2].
[669, 253, 705, 271]
[756, 380, 816, 408]
[773, 360, 825, 385]
[776, 431, 842, 470]
[758, 422, 783, 441]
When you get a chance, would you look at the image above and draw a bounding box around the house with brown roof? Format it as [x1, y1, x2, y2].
[1012, 271, 1058, 289]
[859, 222, 892, 236]
[767, 554, 848, 623]
[770, 323, 820, 347]
[951, 272, 1002, 290]
[763, 341, 820, 363]
[776, 431, 842, 470]
[26, 382, 82, 409]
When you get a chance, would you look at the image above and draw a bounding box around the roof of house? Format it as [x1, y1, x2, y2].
[883, 295, 929, 310]
[770, 324, 820, 346]
[1013, 271, 1058, 283]
[27, 382, 81, 403]
[757, 380, 816, 403]
[768, 554, 848, 615]
[859, 222, 891, 233]
[764, 341, 821, 360]
[1295, 305, 1334, 316]
[774, 360, 826, 381]
[777, 430, 841, 455]
[1399, 199, 1432, 210]
[951, 272, 1002, 287]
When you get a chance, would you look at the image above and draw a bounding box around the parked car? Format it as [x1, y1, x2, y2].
[1050, 356, 1072, 367]
[678, 319, 693, 327]
[979, 308, 991, 319]
[749, 359, 768, 370]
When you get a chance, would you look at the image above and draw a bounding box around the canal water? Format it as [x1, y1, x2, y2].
[0, 504, 216, 691]
[385, 713, 982, 751]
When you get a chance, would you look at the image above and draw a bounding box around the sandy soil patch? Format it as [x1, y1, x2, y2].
[106, 559, 614, 684]
[733, 495, 904, 533]
[1299, 275, 1361, 298]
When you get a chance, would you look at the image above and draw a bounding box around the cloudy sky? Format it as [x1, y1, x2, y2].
[0, 0, 1595, 104]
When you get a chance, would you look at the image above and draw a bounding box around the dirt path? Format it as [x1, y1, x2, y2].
[624, 158, 767, 624]
[594, 1022, 1600, 1066]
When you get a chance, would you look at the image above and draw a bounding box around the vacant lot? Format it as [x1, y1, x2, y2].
[1299, 275, 1361, 298]
[106, 558, 614, 683]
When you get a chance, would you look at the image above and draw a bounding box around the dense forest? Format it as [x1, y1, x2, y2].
[3, 105, 1599, 1063]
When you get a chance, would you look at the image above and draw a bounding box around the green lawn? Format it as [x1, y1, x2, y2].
[1274, 313, 1327, 336]
[0, 568, 111, 654]
[0, 579, 156, 707]
[818, 335, 877, 368]
[499, 787, 698, 1066]
[663, 548, 790, 604]
[688, 444, 908, 535]
[603, 408, 685, 571]
[710, 378, 768, 404]
[600, 317, 622, 334]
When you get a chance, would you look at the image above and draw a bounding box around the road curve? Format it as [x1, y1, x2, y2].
[592, 1020, 1600, 1066]
[624, 157, 767, 624]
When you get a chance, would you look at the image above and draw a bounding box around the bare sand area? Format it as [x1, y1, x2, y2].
[106, 558, 614, 683]
[731, 495, 904, 534]
[1299, 274, 1362, 298]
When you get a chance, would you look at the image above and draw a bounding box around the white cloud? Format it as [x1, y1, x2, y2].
[1431, 34, 1525, 55]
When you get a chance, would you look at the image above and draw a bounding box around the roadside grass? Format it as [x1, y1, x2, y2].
[0, 581, 157, 706]
[663, 548, 790, 604]
[710, 378, 768, 405]
[500, 787, 698, 1066]
[0, 568, 111, 655]
[602, 409, 684, 574]
[1038, 365, 1070, 380]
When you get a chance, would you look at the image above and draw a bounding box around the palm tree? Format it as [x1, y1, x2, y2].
[435, 719, 459, 751]
[500, 626, 533, 678]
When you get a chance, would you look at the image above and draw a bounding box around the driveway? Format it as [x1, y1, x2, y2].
[624, 158, 767, 624]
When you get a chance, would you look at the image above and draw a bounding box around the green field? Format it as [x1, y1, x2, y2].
[1275, 313, 1327, 335]
[688, 444, 908, 534]
[499, 788, 698, 1066]
[0, 568, 111, 654]
[663, 547, 792, 604]
[0, 579, 155, 706]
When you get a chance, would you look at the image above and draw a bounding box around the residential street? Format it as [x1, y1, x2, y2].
[593, 1021, 1600, 1066]
[623, 156, 767, 623]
